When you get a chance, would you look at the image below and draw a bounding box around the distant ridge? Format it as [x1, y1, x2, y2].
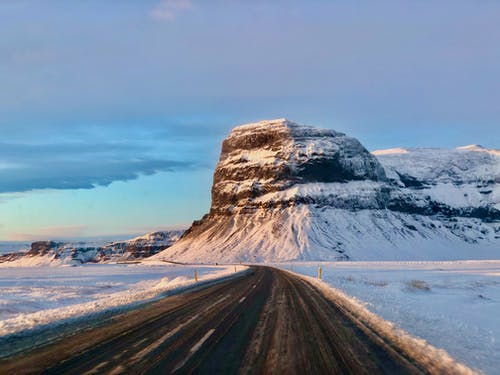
[0, 230, 184, 266]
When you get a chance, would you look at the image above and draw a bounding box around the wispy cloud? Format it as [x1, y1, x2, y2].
[0, 140, 198, 194]
[10, 225, 89, 241]
[150, 0, 194, 21]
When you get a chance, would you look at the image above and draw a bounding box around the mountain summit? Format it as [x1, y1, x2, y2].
[156, 119, 499, 263]
[211, 118, 385, 215]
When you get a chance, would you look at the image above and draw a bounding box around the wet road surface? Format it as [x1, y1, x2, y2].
[0, 266, 425, 374]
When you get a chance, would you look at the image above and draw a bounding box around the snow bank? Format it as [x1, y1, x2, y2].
[274, 261, 500, 374]
[0, 262, 248, 337]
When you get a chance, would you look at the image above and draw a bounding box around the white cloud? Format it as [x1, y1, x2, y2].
[150, 0, 194, 21]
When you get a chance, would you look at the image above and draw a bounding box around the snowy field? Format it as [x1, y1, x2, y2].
[0, 262, 245, 337]
[275, 260, 500, 374]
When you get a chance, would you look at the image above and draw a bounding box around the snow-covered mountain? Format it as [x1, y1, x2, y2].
[373, 145, 499, 219]
[0, 230, 184, 266]
[155, 119, 499, 263]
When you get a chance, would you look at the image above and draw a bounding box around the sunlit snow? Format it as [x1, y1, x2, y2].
[276, 260, 500, 374]
[0, 262, 246, 337]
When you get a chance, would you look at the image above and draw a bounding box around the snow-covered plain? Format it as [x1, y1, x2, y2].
[0, 262, 246, 337]
[275, 260, 500, 374]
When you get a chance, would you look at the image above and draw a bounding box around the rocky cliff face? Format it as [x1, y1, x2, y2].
[105, 231, 184, 259]
[157, 119, 499, 263]
[211, 119, 386, 214]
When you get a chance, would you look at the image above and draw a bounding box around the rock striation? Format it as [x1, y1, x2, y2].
[157, 119, 499, 263]
[211, 119, 386, 214]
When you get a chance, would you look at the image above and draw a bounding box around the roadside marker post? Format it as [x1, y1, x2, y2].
[318, 266, 322, 280]
[194, 269, 199, 282]
[234, 265, 237, 273]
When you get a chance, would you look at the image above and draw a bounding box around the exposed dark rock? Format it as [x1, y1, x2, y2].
[211, 118, 386, 214]
[28, 241, 65, 256]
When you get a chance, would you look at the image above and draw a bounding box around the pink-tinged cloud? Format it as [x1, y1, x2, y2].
[151, 0, 194, 21]
[10, 225, 89, 241]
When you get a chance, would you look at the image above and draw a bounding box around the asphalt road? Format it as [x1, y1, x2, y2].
[0, 267, 425, 374]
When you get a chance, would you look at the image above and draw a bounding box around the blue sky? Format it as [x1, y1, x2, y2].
[1, 0, 499, 240]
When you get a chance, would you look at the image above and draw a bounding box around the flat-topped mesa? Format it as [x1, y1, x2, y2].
[155, 119, 499, 263]
[210, 119, 386, 214]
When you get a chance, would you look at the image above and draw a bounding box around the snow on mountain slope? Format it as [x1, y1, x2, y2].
[104, 230, 184, 259]
[373, 145, 500, 212]
[155, 119, 499, 263]
[158, 206, 498, 263]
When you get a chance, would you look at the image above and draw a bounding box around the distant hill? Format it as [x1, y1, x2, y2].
[0, 230, 184, 266]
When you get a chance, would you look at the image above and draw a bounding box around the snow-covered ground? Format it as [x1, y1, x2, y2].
[275, 260, 500, 374]
[0, 262, 246, 337]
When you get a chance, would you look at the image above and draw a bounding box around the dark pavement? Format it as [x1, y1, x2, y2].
[0, 267, 425, 374]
